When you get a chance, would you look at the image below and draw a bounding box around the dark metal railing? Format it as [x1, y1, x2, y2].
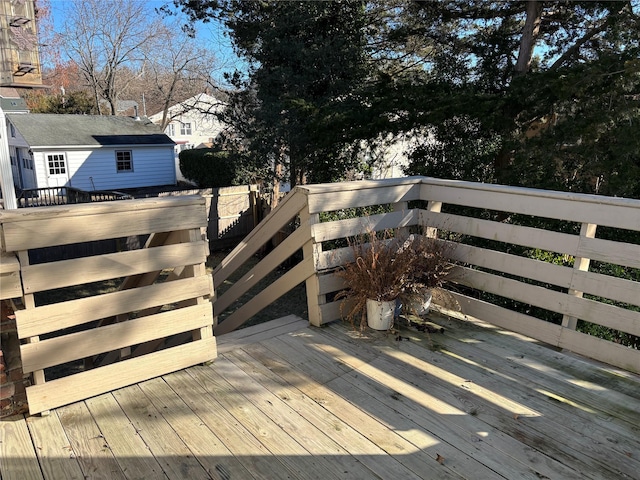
[17, 187, 133, 208]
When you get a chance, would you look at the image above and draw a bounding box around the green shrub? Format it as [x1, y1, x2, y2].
[179, 148, 239, 187]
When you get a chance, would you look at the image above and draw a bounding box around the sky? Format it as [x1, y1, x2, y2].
[45, 0, 244, 87]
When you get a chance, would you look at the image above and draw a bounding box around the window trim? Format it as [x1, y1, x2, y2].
[115, 150, 134, 173]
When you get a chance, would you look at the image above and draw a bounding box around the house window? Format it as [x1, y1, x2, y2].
[47, 153, 66, 175]
[180, 122, 192, 135]
[165, 123, 175, 136]
[10, 155, 16, 166]
[116, 150, 133, 172]
[10, 123, 16, 137]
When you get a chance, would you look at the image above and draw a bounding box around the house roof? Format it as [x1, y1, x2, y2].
[0, 97, 28, 112]
[0, 88, 28, 112]
[148, 92, 227, 121]
[6, 113, 175, 147]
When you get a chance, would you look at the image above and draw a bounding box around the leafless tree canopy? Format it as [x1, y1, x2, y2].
[58, 0, 218, 121]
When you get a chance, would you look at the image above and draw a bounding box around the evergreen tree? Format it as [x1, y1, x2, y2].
[176, 0, 370, 190]
[390, 1, 640, 197]
[177, 0, 640, 198]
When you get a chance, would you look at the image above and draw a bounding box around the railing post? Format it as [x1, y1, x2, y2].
[16, 250, 49, 415]
[393, 200, 409, 237]
[562, 222, 597, 330]
[424, 201, 443, 238]
[300, 202, 323, 327]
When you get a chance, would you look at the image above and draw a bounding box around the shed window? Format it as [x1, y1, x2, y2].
[47, 154, 66, 175]
[116, 150, 133, 172]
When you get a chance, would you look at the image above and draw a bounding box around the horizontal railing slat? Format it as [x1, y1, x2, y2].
[454, 267, 640, 337]
[319, 300, 343, 325]
[571, 270, 640, 309]
[21, 241, 207, 294]
[420, 210, 581, 255]
[449, 241, 640, 309]
[311, 209, 418, 243]
[25, 337, 217, 414]
[448, 241, 573, 288]
[442, 292, 640, 373]
[16, 275, 213, 338]
[577, 237, 640, 269]
[318, 271, 343, 296]
[305, 182, 420, 214]
[20, 304, 212, 373]
[420, 179, 640, 230]
[4, 195, 204, 220]
[3, 203, 206, 250]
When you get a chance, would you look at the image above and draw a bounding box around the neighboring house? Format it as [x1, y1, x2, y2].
[6, 113, 176, 192]
[148, 93, 226, 182]
[363, 131, 433, 180]
[0, 0, 43, 89]
[0, 88, 28, 112]
[1, 87, 29, 192]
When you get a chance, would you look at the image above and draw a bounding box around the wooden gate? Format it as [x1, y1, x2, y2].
[0, 196, 216, 414]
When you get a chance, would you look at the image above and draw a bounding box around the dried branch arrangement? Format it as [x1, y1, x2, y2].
[335, 228, 453, 330]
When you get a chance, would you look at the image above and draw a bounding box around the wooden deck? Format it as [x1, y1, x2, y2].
[2, 313, 639, 480]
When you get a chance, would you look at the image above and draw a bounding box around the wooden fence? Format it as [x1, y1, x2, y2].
[0, 196, 216, 414]
[17, 184, 259, 264]
[213, 177, 640, 373]
[156, 184, 260, 250]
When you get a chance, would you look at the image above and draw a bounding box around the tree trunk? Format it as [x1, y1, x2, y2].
[271, 159, 283, 209]
[515, 1, 544, 75]
[494, 0, 543, 184]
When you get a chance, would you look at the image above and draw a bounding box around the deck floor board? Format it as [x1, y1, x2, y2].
[2, 314, 639, 480]
[84, 393, 169, 480]
[403, 317, 640, 451]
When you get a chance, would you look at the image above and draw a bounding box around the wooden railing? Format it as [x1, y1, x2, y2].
[213, 189, 315, 335]
[1, 177, 637, 415]
[0, 196, 215, 414]
[16, 186, 133, 207]
[214, 177, 640, 373]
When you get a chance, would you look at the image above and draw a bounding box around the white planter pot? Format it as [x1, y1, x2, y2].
[366, 299, 395, 330]
[413, 292, 432, 316]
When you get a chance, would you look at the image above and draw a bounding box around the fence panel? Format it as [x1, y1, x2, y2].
[0, 196, 216, 414]
[157, 185, 259, 250]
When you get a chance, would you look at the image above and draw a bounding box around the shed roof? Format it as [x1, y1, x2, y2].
[6, 113, 175, 147]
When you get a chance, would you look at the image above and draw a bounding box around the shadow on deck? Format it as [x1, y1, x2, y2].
[2, 313, 639, 480]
